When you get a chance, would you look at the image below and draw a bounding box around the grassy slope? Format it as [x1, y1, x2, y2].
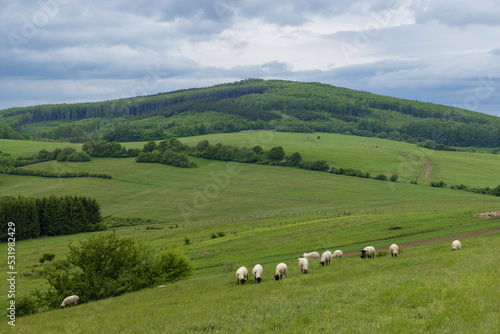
[9, 233, 500, 333]
[1, 133, 499, 332]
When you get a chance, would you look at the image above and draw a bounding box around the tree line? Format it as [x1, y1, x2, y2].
[0, 167, 111, 179]
[129, 138, 398, 181]
[0, 195, 105, 241]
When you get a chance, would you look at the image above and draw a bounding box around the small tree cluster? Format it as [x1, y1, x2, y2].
[136, 139, 196, 168]
[82, 140, 141, 157]
[0, 195, 105, 241]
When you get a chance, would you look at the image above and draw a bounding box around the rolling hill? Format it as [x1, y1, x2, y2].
[1, 79, 500, 147]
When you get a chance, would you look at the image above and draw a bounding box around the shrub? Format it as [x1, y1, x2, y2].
[430, 181, 446, 187]
[41, 232, 193, 305]
[14, 295, 38, 317]
[390, 174, 398, 182]
[267, 146, 285, 161]
[39, 253, 56, 264]
[374, 174, 389, 181]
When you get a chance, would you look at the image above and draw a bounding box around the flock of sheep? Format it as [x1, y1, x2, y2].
[58, 240, 463, 307]
[236, 240, 462, 284]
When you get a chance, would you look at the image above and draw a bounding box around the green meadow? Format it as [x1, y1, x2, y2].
[0, 131, 499, 332]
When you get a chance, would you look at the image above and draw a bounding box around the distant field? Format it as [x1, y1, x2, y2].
[176, 131, 500, 187]
[2, 132, 500, 187]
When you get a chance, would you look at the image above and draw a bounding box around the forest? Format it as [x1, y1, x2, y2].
[1, 79, 500, 147]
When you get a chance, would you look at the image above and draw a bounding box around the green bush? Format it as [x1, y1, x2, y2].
[39, 253, 56, 264]
[374, 174, 389, 181]
[430, 181, 446, 187]
[14, 295, 38, 317]
[41, 232, 193, 306]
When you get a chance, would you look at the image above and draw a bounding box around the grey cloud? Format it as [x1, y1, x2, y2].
[414, 0, 500, 27]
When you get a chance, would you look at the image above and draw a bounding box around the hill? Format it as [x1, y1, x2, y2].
[1, 79, 499, 147]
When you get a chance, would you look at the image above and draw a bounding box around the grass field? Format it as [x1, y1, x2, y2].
[6, 232, 500, 333]
[1, 132, 499, 332]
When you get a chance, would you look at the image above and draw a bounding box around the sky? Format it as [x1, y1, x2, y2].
[1, 0, 499, 117]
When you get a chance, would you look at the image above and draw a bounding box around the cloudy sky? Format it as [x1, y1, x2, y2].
[1, 0, 499, 116]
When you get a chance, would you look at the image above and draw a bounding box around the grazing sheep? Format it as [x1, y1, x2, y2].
[252, 264, 263, 283]
[320, 251, 332, 266]
[360, 246, 376, 259]
[274, 263, 288, 280]
[301, 252, 320, 259]
[298, 257, 309, 273]
[451, 240, 462, 251]
[332, 250, 343, 259]
[60, 295, 79, 308]
[390, 244, 399, 257]
[236, 266, 249, 284]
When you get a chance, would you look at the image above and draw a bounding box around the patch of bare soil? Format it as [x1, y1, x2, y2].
[342, 226, 500, 257]
[473, 211, 500, 218]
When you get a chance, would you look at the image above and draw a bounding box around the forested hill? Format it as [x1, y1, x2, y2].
[1, 79, 499, 147]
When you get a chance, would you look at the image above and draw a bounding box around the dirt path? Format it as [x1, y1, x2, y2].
[391, 149, 434, 181]
[420, 156, 433, 181]
[342, 226, 500, 257]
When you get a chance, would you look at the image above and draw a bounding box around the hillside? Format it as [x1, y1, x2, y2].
[1, 133, 500, 332]
[1, 79, 499, 147]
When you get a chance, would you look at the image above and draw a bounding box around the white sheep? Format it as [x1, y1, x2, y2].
[298, 257, 309, 273]
[332, 250, 343, 258]
[60, 295, 80, 308]
[236, 266, 249, 284]
[301, 252, 320, 259]
[274, 263, 288, 280]
[360, 246, 376, 259]
[451, 240, 462, 251]
[252, 264, 263, 283]
[320, 251, 332, 266]
[389, 244, 399, 257]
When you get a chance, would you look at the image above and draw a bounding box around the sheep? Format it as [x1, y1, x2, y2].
[236, 266, 249, 284]
[389, 244, 399, 257]
[60, 295, 79, 308]
[451, 240, 462, 251]
[274, 263, 288, 280]
[332, 250, 343, 259]
[320, 251, 332, 266]
[298, 257, 309, 273]
[252, 264, 263, 283]
[301, 252, 320, 259]
[360, 246, 376, 259]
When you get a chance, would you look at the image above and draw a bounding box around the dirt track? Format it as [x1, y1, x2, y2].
[419, 157, 433, 181]
[391, 148, 434, 181]
[342, 226, 500, 257]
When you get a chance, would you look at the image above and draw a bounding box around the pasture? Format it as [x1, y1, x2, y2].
[0, 132, 499, 332]
[6, 232, 500, 333]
